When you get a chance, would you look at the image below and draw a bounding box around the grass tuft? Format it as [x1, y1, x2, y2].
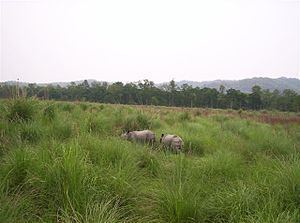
[6, 98, 36, 122]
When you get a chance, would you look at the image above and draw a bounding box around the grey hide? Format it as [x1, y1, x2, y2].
[160, 134, 184, 151]
[122, 130, 155, 144]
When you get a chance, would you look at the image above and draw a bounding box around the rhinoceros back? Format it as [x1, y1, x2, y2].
[131, 130, 155, 142]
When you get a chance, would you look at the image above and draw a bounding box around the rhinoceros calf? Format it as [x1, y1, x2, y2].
[160, 134, 183, 151]
[122, 130, 155, 144]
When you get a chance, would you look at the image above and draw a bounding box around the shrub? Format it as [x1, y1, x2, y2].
[6, 98, 36, 122]
[122, 113, 152, 131]
[61, 103, 75, 112]
[99, 104, 105, 110]
[261, 109, 268, 114]
[0, 147, 34, 192]
[0, 192, 37, 223]
[178, 112, 191, 122]
[60, 198, 137, 223]
[136, 151, 160, 177]
[23, 143, 100, 220]
[0, 102, 6, 120]
[212, 115, 229, 123]
[43, 104, 56, 121]
[79, 103, 88, 111]
[143, 155, 202, 222]
[87, 115, 113, 135]
[51, 121, 73, 141]
[20, 122, 42, 143]
[164, 114, 176, 126]
[87, 116, 101, 133]
[238, 108, 243, 117]
[194, 109, 202, 117]
[183, 137, 205, 156]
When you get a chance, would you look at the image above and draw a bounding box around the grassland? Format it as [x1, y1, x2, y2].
[0, 98, 300, 223]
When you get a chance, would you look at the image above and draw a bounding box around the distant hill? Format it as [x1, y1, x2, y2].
[2, 77, 299, 93]
[176, 77, 300, 93]
[2, 79, 101, 88]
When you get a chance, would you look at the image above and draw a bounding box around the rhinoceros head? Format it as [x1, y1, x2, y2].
[121, 130, 131, 139]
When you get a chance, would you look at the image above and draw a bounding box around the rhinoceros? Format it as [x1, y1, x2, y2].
[122, 130, 155, 144]
[160, 134, 183, 152]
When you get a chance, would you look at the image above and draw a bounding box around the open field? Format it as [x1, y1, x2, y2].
[0, 99, 300, 222]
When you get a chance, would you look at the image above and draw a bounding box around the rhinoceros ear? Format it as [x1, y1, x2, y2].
[161, 134, 164, 137]
[127, 130, 130, 134]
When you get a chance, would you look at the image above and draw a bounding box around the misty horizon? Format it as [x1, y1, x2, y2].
[1, 76, 299, 85]
[1, 0, 299, 83]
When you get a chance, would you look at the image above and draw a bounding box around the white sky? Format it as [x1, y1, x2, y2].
[0, 0, 299, 83]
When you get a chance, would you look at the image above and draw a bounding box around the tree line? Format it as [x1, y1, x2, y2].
[0, 79, 299, 112]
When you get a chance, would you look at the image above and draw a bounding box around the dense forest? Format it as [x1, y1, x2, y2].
[1, 79, 299, 112]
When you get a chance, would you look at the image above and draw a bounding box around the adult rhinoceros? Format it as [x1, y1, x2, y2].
[160, 134, 184, 152]
[122, 130, 155, 144]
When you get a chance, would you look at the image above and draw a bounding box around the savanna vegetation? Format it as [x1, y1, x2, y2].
[0, 98, 300, 222]
[1, 79, 299, 112]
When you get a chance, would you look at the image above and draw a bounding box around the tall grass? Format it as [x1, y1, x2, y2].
[0, 99, 299, 222]
[6, 98, 37, 122]
[43, 103, 56, 121]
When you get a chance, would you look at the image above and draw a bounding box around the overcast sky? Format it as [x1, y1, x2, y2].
[0, 0, 299, 83]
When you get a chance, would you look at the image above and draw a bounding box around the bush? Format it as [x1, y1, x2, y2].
[183, 137, 205, 156]
[0, 147, 34, 192]
[51, 121, 73, 141]
[238, 108, 243, 117]
[60, 103, 75, 112]
[6, 98, 36, 122]
[143, 155, 202, 222]
[60, 198, 136, 223]
[123, 113, 152, 131]
[87, 115, 113, 135]
[99, 104, 105, 110]
[136, 151, 160, 177]
[178, 112, 191, 122]
[79, 103, 88, 111]
[20, 122, 42, 143]
[43, 104, 56, 121]
[212, 115, 229, 123]
[194, 109, 202, 117]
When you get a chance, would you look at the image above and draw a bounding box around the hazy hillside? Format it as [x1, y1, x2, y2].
[2, 79, 100, 88]
[2, 77, 300, 93]
[176, 77, 300, 93]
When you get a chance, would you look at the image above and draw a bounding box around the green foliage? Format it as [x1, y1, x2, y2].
[238, 108, 243, 116]
[60, 103, 75, 112]
[99, 104, 105, 110]
[86, 111, 122, 136]
[20, 122, 42, 143]
[43, 104, 56, 121]
[123, 112, 152, 131]
[51, 120, 73, 140]
[0, 99, 299, 222]
[178, 111, 191, 122]
[60, 198, 137, 223]
[0, 193, 37, 222]
[2, 80, 299, 112]
[79, 103, 89, 111]
[6, 98, 36, 122]
[1, 147, 34, 192]
[193, 109, 202, 117]
[136, 150, 160, 177]
[144, 155, 202, 222]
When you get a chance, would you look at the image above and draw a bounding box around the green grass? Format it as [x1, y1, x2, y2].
[0, 99, 299, 222]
